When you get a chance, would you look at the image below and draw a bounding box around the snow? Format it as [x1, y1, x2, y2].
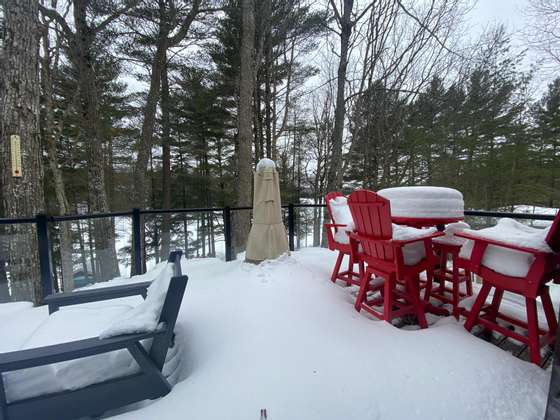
[433, 222, 471, 246]
[100, 263, 175, 338]
[111, 249, 548, 420]
[0, 248, 552, 419]
[459, 218, 553, 277]
[328, 196, 354, 244]
[378, 186, 464, 219]
[392, 224, 437, 266]
[256, 158, 276, 172]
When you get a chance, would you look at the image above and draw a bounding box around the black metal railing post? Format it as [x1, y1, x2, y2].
[36, 213, 53, 300]
[288, 203, 295, 252]
[223, 207, 233, 261]
[132, 208, 143, 275]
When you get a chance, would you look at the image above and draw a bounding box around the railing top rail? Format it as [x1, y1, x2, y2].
[0, 205, 556, 223]
[0, 216, 37, 225]
[50, 211, 134, 222]
[463, 210, 556, 221]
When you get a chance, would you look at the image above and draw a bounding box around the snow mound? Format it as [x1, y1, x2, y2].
[433, 222, 471, 246]
[100, 263, 175, 338]
[328, 196, 354, 244]
[256, 158, 276, 172]
[393, 224, 437, 265]
[378, 186, 464, 219]
[459, 218, 552, 277]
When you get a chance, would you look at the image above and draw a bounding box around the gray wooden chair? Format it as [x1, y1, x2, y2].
[0, 251, 187, 420]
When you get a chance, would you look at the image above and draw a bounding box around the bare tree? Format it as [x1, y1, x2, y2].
[0, 0, 45, 303]
[525, 0, 560, 71]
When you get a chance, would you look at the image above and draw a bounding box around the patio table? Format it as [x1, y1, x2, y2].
[377, 186, 466, 318]
[378, 186, 464, 229]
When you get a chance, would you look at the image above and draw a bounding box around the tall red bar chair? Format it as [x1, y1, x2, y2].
[456, 213, 560, 365]
[426, 226, 474, 318]
[324, 192, 361, 286]
[347, 189, 443, 327]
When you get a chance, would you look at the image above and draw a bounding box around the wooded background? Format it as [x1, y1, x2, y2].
[1, 0, 559, 302]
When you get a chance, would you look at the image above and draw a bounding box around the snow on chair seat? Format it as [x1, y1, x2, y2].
[458, 218, 553, 278]
[0, 251, 188, 420]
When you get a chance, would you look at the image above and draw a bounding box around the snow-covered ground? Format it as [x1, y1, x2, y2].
[0, 248, 553, 420]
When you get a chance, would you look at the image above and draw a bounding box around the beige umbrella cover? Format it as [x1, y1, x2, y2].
[245, 159, 289, 263]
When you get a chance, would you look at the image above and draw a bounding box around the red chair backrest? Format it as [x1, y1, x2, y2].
[348, 189, 394, 262]
[325, 191, 345, 224]
[546, 211, 560, 253]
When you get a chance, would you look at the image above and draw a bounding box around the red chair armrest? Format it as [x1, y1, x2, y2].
[454, 231, 550, 256]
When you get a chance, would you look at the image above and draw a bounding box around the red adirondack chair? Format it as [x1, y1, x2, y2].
[347, 189, 443, 327]
[456, 212, 560, 365]
[324, 192, 361, 286]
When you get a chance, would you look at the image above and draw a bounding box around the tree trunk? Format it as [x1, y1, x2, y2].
[73, 0, 119, 282]
[0, 0, 45, 303]
[40, 19, 74, 291]
[326, 0, 353, 193]
[160, 59, 172, 259]
[133, 28, 169, 209]
[233, 0, 256, 255]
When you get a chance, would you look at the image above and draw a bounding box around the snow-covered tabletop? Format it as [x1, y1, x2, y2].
[378, 186, 464, 227]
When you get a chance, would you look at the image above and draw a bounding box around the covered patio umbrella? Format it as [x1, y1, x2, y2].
[245, 158, 289, 263]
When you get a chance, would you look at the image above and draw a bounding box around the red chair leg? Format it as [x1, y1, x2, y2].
[424, 268, 433, 303]
[486, 288, 504, 322]
[346, 254, 354, 286]
[465, 270, 473, 296]
[331, 251, 344, 283]
[525, 297, 541, 365]
[408, 275, 428, 329]
[541, 286, 558, 336]
[383, 274, 393, 322]
[354, 270, 370, 312]
[452, 263, 460, 312]
[464, 282, 492, 331]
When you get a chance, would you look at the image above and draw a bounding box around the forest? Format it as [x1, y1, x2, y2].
[1, 0, 559, 302]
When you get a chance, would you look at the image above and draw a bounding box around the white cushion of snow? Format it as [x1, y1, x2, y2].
[393, 224, 437, 266]
[459, 218, 552, 278]
[433, 222, 470, 246]
[378, 186, 464, 219]
[3, 302, 140, 403]
[328, 196, 354, 244]
[256, 158, 276, 172]
[3, 263, 178, 403]
[100, 263, 175, 338]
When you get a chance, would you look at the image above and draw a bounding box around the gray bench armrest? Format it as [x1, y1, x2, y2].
[0, 329, 166, 372]
[44, 281, 152, 314]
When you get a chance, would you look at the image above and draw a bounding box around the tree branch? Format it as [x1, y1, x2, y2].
[38, 5, 74, 39]
[94, 0, 142, 34]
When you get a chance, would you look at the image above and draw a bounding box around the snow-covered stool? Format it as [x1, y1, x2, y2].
[378, 186, 464, 228]
[427, 222, 473, 318]
[455, 216, 560, 365]
[0, 251, 188, 420]
[324, 192, 362, 286]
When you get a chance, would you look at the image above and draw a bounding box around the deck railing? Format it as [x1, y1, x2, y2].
[0, 204, 556, 302]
